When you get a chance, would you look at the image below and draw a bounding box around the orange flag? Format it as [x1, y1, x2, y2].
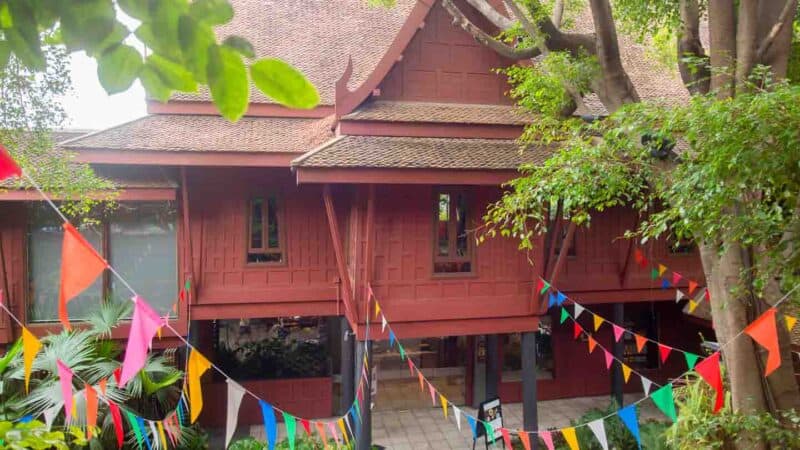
[744, 308, 781, 376]
[587, 336, 598, 354]
[635, 334, 647, 353]
[688, 280, 698, 295]
[59, 223, 107, 329]
[85, 384, 98, 438]
[518, 431, 531, 450]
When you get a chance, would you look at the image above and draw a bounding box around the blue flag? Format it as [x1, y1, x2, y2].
[556, 291, 566, 306]
[350, 406, 361, 438]
[18, 415, 33, 423]
[618, 404, 642, 450]
[467, 414, 478, 438]
[389, 330, 396, 347]
[259, 400, 278, 450]
[661, 278, 670, 289]
[136, 416, 153, 450]
[548, 292, 557, 308]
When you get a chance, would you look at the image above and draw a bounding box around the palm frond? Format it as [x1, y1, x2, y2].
[85, 300, 132, 338]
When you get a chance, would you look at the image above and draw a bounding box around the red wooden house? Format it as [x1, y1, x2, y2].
[0, 0, 711, 438]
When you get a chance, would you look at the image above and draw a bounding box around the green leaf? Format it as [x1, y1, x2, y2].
[147, 54, 197, 92]
[0, 3, 12, 28]
[222, 35, 255, 59]
[87, 21, 129, 58]
[134, 1, 185, 61]
[139, 65, 171, 102]
[58, 0, 116, 52]
[118, 0, 150, 20]
[207, 44, 248, 121]
[5, 1, 45, 70]
[0, 340, 22, 375]
[250, 58, 320, 109]
[189, 0, 234, 25]
[0, 41, 10, 71]
[178, 15, 215, 83]
[97, 44, 142, 94]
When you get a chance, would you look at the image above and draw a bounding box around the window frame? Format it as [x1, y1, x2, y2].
[432, 188, 475, 276]
[245, 194, 286, 266]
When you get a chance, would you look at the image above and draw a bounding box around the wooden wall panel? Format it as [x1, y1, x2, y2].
[0, 203, 26, 343]
[378, 0, 513, 104]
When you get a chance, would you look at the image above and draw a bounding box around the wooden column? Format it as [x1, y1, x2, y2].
[341, 318, 355, 415]
[485, 334, 500, 400]
[323, 184, 357, 329]
[611, 303, 625, 406]
[355, 340, 372, 450]
[522, 331, 538, 449]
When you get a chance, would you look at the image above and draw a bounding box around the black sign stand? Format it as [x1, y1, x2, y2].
[473, 397, 503, 450]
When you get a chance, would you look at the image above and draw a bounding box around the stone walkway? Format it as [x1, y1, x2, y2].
[246, 394, 661, 450]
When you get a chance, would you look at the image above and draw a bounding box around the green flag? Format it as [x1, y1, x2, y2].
[651, 384, 677, 422]
[560, 307, 569, 324]
[539, 280, 551, 295]
[684, 352, 700, 370]
[483, 421, 495, 443]
[282, 412, 296, 450]
[399, 344, 406, 360]
[184, 278, 191, 290]
[650, 268, 659, 280]
[125, 410, 144, 449]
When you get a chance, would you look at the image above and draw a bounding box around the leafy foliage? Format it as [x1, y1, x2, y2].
[0, 420, 70, 450]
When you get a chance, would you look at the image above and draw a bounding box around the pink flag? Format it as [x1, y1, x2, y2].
[407, 357, 415, 376]
[612, 324, 625, 342]
[604, 349, 614, 369]
[428, 382, 437, 406]
[540, 430, 555, 450]
[119, 296, 164, 386]
[56, 359, 73, 417]
[672, 271, 683, 286]
[327, 422, 340, 445]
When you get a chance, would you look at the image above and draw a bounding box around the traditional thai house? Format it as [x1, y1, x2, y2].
[0, 0, 712, 438]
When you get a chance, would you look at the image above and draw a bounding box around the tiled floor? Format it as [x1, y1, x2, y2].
[247, 394, 661, 449]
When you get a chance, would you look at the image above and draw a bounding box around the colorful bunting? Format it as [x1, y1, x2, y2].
[43, 405, 59, 431]
[574, 303, 585, 319]
[621, 364, 632, 383]
[428, 382, 436, 406]
[588, 419, 609, 450]
[327, 422, 340, 446]
[539, 430, 555, 450]
[650, 268, 659, 280]
[548, 292, 557, 308]
[381, 315, 388, 332]
[98, 378, 107, 395]
[593, 314, 604, 331]
[587, 335, 598, 354]
[125, 410, 144, 449]
[560, 307, 569, 324]
[573, 322, 583, 339]
[283, 412, 297, 450]
[108, 402, 124, 449]
[603, 349, 613, 369]
[56, 359, 73, 418]
[612, 324, 625, 342]
[688, 300, 699, 314]
[337, 418, 348, 445]
[658, 344, 672, 364]
[556, 292, 566, 306]
[658, 264, 667, 276]
[641, 377, 653, 396]
[21, 327, 41, 393]
[744, 308, 781, 376]
[374, 300, 381, 319]
[651, 384, 677, 422]
[537, 279, 550, 295]
[704, 288, 711, 302]
[786, 315, 798, 332]
[138, 416, 152, 450]
[0, 144, 22, 181]
[466, 415, 478, 438]
[226, 380, 247, 448]
[562, 427, 580, 450]
[315, 422, 328, 450]
[453, 406, 462, 430]
[688, 280, 698, 295]
[157, 422, 168, 449]
[661, 278, 670, 289]
[483, 421, 495, 444]
[518, 430, 531, 450]
[407, 357, 414, 376]
[59, 222, 108, 329]
[85, 384, 98, 438]
[439, 394, 448, 418]
[635, 334, 647, 352]
[634, 249, 645, 267]
[684, 352, 700, 370]
[695, 352, 724, 413]
[418, 371, 424, 392]
[618, 405, 642, 449]
[675, 290, 685, 303]
[187, 349, 212, 423]
[389, 330, 396, 347]
[399, 343, 406, 360]
[501, 428, 512, 450]
[120, 296, 164, 386]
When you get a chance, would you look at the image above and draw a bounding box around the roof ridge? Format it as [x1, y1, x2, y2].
[291, 135, 347, 166]
[60, 115, 153, 147]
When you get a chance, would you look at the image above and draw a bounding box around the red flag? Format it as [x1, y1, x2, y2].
[0, 144, 21, 181]
[744, 308, 781, 376]
[634, 249, 647, 268]
[301, 418, 312, 436]
[695, 352, 724, 413]
[658, 344, 672, 364]
[108, 401, 124, 448]
[688, 280, 698, 295]
[704, 289, 711, 302]
[573, 322, 582, 339]
[501, 428, 513, 450]
[85, 384, 98, 438]
[536, 279, 545, 293]
[59, 222, 108, 329]
[113, 367, 121, 384]
[407, 357, 414, 376]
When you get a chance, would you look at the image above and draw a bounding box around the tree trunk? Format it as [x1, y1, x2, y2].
[708, 0, 737, 97]
[756, 0, 798, 78]
[736, 0, 760, 90]
[587, 0, 640, 111]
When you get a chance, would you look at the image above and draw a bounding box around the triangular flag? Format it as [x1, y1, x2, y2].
[337, 418, 348, 445]
[537, 279, 550, 295]
[588, 336, 598, 354]
[574, 303, 585, 319]
[548, 292, 557, 308]
[374, 301, 381, 319]
[98, 378, 107, 395]
[43, 405, 59, 431]
[603, 349, 614, 369]
[618, 404, 642, 449]
[658, 264, 667, 276]
[0, 144, 22, 181]
[125, 410, 144, 449]
[301, 418, 311, 437]
[22, 327, 42, 393]
[187, 349, 212, 423]
[58, 222, 108, 329]
[428, 382, 436, 406]
[573, 322, 583, 339]
[157, 421, 168, 449]
[786, 315, 798, 332]
[562, 427, 579, 450]
[418, 371, 424, 392]
[634, 248, 644, 266]
[440, 394, 448, 418]
[593, 314, 604, 331]
[140, 418, 153, 450]
[658, 344, 672, 364]
[283, 412, 297, 450]
[108, 402, 124, 448]
[650, 268, 659, 280]
[148, 420, 159, 450]
[684, 352, 700, 370]
[466, 415, 477, 438]
[518, 431, 531, 450]
[588, 419, 609, 450]
[651, 384, 678, 422]
[612, 324, 625, 342]
[501, 428, 512, 450]
[225, 380, 247, 448]
[661, 278, 670, 289]
[688, 299, 699, 313]
[407, 357, 415, 376]
[635, 334, 647, 353]
[560, 307, 569, 324]
[539, 430, 555, 450]
[704, 288, 711, 302]
[745, 308, 781, 376]
[688, 280, 698, 295]
[640, 377, 653, 396]
[344, 414, 355, 443]
[622, 364, 632, 383]
[676, 290, 685, 303]
[389, 330, 396, 347]
[381, 315, 387, 332]
[85, 384, 98, 439]
[695, 352, 724, 413]
[556, 291, 566, 306]
[120, 296, 164, 386]
[327, 422, 339, 446]
[453, 406, 462, 430]
[483, 421, 495, 444]
[672, 271, 683, 285]
[315, 422, 328, 450]
[56, 359, 73, 417]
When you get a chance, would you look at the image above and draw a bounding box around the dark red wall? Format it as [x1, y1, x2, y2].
[0, 203, 25, 343]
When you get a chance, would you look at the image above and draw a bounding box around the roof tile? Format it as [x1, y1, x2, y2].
[341, 100, 533, 125]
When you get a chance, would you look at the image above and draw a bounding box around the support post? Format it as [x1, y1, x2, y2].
[355, 340, 372, 450]
[522, 331, 539, 449]
[341, 318, 355, 416]
[485, 334, 499, 400]
[611, 303, 625, 406]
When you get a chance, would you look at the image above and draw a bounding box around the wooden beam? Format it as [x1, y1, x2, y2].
[180, 168, 198, 302]
[323, 184, 357, 329]
[618, 215, 640, 287]
[0, 188, 176, 201]
[364, 184, 376, 320]
[542, 203, 564, 278]
[548, 221, 577, 287]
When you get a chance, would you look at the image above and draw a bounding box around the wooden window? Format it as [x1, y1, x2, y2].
[433, 189, 472, 274]
[247, 195, 283, 264]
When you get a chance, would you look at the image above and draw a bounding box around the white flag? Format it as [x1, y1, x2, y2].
[225, 379, 247, 448]
[574, 303, 585, 319]
[148, 421, 159, 448]
[381, 315, 387, 332]
[676, 290, 686, 303]
[641, 376, 653, 396]
[588, 419, 609, 450]
[43, 405, 59, 430]
[453, 406, 462, 430]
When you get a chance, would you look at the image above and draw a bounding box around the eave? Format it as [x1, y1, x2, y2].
[70, 149, 299, 167]
[295, 167, 518, 185]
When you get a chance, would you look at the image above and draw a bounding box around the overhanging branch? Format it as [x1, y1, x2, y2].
[442, 0, 539, 60]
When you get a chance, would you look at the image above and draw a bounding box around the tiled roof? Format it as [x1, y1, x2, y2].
[341, 101, 533, 125]
[172, 0, 417, 105]
[293, 135, 551, 170]
[61, 114, 334, 154]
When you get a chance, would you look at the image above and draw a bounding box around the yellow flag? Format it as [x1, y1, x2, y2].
[439, 394, 448, 418]
[337, 418, 349, 445]
[622, 364, 632, 383]
[562, 427, 580, 450]
[21, 327, 42, 393]
[593, 314, 604, 331]
[187, 349, 211, 423]
[785, 315, 797, 332]
[157, 421, 168, 449]
[374, 302, 381, 319]
[688, 300, 699, 313]
[658, 264, 667, 276]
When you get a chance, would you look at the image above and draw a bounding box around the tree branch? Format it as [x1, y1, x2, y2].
[465, 0, 514, 29]
[678, 0, 710, 95]
[442, 0, 539, 60]
[552, 0, 565, 28]
[755, 0, 796, 62]
[588, 0, 639, 111]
